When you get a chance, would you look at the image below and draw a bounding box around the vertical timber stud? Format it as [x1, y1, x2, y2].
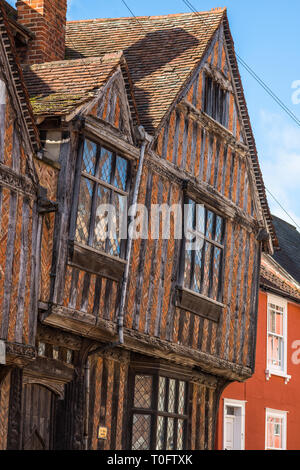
[7, 367, 23, 450]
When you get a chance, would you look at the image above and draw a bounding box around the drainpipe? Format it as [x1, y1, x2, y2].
[83, 359, 90, 450]
[117, 126, 152, 344]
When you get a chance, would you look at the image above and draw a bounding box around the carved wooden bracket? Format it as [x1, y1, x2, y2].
[0, 163, 36, 197]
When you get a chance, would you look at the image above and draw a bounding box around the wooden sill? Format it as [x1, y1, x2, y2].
[68, 241, 126, 282]
[176, 287, 224, 323]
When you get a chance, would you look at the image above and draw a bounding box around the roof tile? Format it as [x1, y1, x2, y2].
[65, 9, 225, 132]
[23, 53, 123, 116]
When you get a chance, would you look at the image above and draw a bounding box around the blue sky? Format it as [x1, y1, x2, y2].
[9, 0, 300, 229]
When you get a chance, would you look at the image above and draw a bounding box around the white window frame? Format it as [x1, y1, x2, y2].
[223, 398, 246, 450]
[265, 294, 291, 383]
[265, 408, 287, 450]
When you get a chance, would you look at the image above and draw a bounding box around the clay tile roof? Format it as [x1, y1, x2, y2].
[261, 253, 300, 302]
[23, 52, 124, 116]
[65, 9, 226, 132]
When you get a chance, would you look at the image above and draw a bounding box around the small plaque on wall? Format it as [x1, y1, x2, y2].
[0, 340, 6, 365]
[98, 426, 108, 440]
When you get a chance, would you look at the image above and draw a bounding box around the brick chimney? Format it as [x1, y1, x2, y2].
[16, 0, 67, 64]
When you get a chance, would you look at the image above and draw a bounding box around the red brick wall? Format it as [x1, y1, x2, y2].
[216, 292, 300, 450]
[16, 0, 67, 64]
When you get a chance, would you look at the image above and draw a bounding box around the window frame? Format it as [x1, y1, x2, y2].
[70, 134, 132, 260]
[179, 194, 226, 305]
[128, 368, 189, 451]
[266, 294, 288, 380]
[203, 72, 229, 128]
[265, 408, 287, 450]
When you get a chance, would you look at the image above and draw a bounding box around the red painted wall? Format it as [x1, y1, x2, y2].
[216, 291, 300, 450]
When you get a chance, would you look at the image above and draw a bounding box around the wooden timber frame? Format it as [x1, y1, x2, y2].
[0, 8, 276, 451]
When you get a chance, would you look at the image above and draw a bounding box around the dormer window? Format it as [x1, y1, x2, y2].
[203, 73, 229, 127]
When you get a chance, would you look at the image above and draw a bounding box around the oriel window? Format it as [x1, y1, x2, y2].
[74, 138, 130, 258]
[181, 198, 225, 302]
[131, 374, 188, 450]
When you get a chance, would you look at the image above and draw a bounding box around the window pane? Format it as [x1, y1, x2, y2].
[82, 139, 97, 175]
[184, 249, 192, 288]
[268, 335, 283, 369]
[177, 419, 184, 450]
[211, 246, 222, 301]
[268, 305, 283, 336]
[192, 249, 202, 293]
[195, 204, 205, 236]
[205, 210, 215, 240]
[158, 377, 166, 412]
[106, 191, 121, 257]
[178, 381, 186, 415]
[132, 414, 151, 450]
[201, 240, 212, 297]
[156, 416, 165, 450]
[134, 375, 152, 409]
[166, 418, 174, 450]
[114, 156, 128, 190]
[215, 215, 223, 243]
[168, 379, 176, 413]
[92, 185, 111, 251]
[186, 199, 195, 231]
[75, 177, 93, 244]
[226, 406, 235, 416]
[98, 147, 113, 183]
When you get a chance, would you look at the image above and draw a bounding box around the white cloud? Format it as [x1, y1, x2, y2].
[258, 109, 300, 232]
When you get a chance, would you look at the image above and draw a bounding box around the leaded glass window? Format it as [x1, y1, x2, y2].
[131, 374, 188, 450]
[75, 138, 130, 258]
[182, 198, 225, 302]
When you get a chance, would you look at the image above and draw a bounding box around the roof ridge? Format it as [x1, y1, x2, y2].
[23, 52, 124, 71]
[66, 8, 226, 24]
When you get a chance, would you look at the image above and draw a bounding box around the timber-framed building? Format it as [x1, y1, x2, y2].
[0, 0, 277, 450]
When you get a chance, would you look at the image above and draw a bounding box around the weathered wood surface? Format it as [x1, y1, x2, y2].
[0, 73, 39, 350]
[36, 25, 262, 378]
